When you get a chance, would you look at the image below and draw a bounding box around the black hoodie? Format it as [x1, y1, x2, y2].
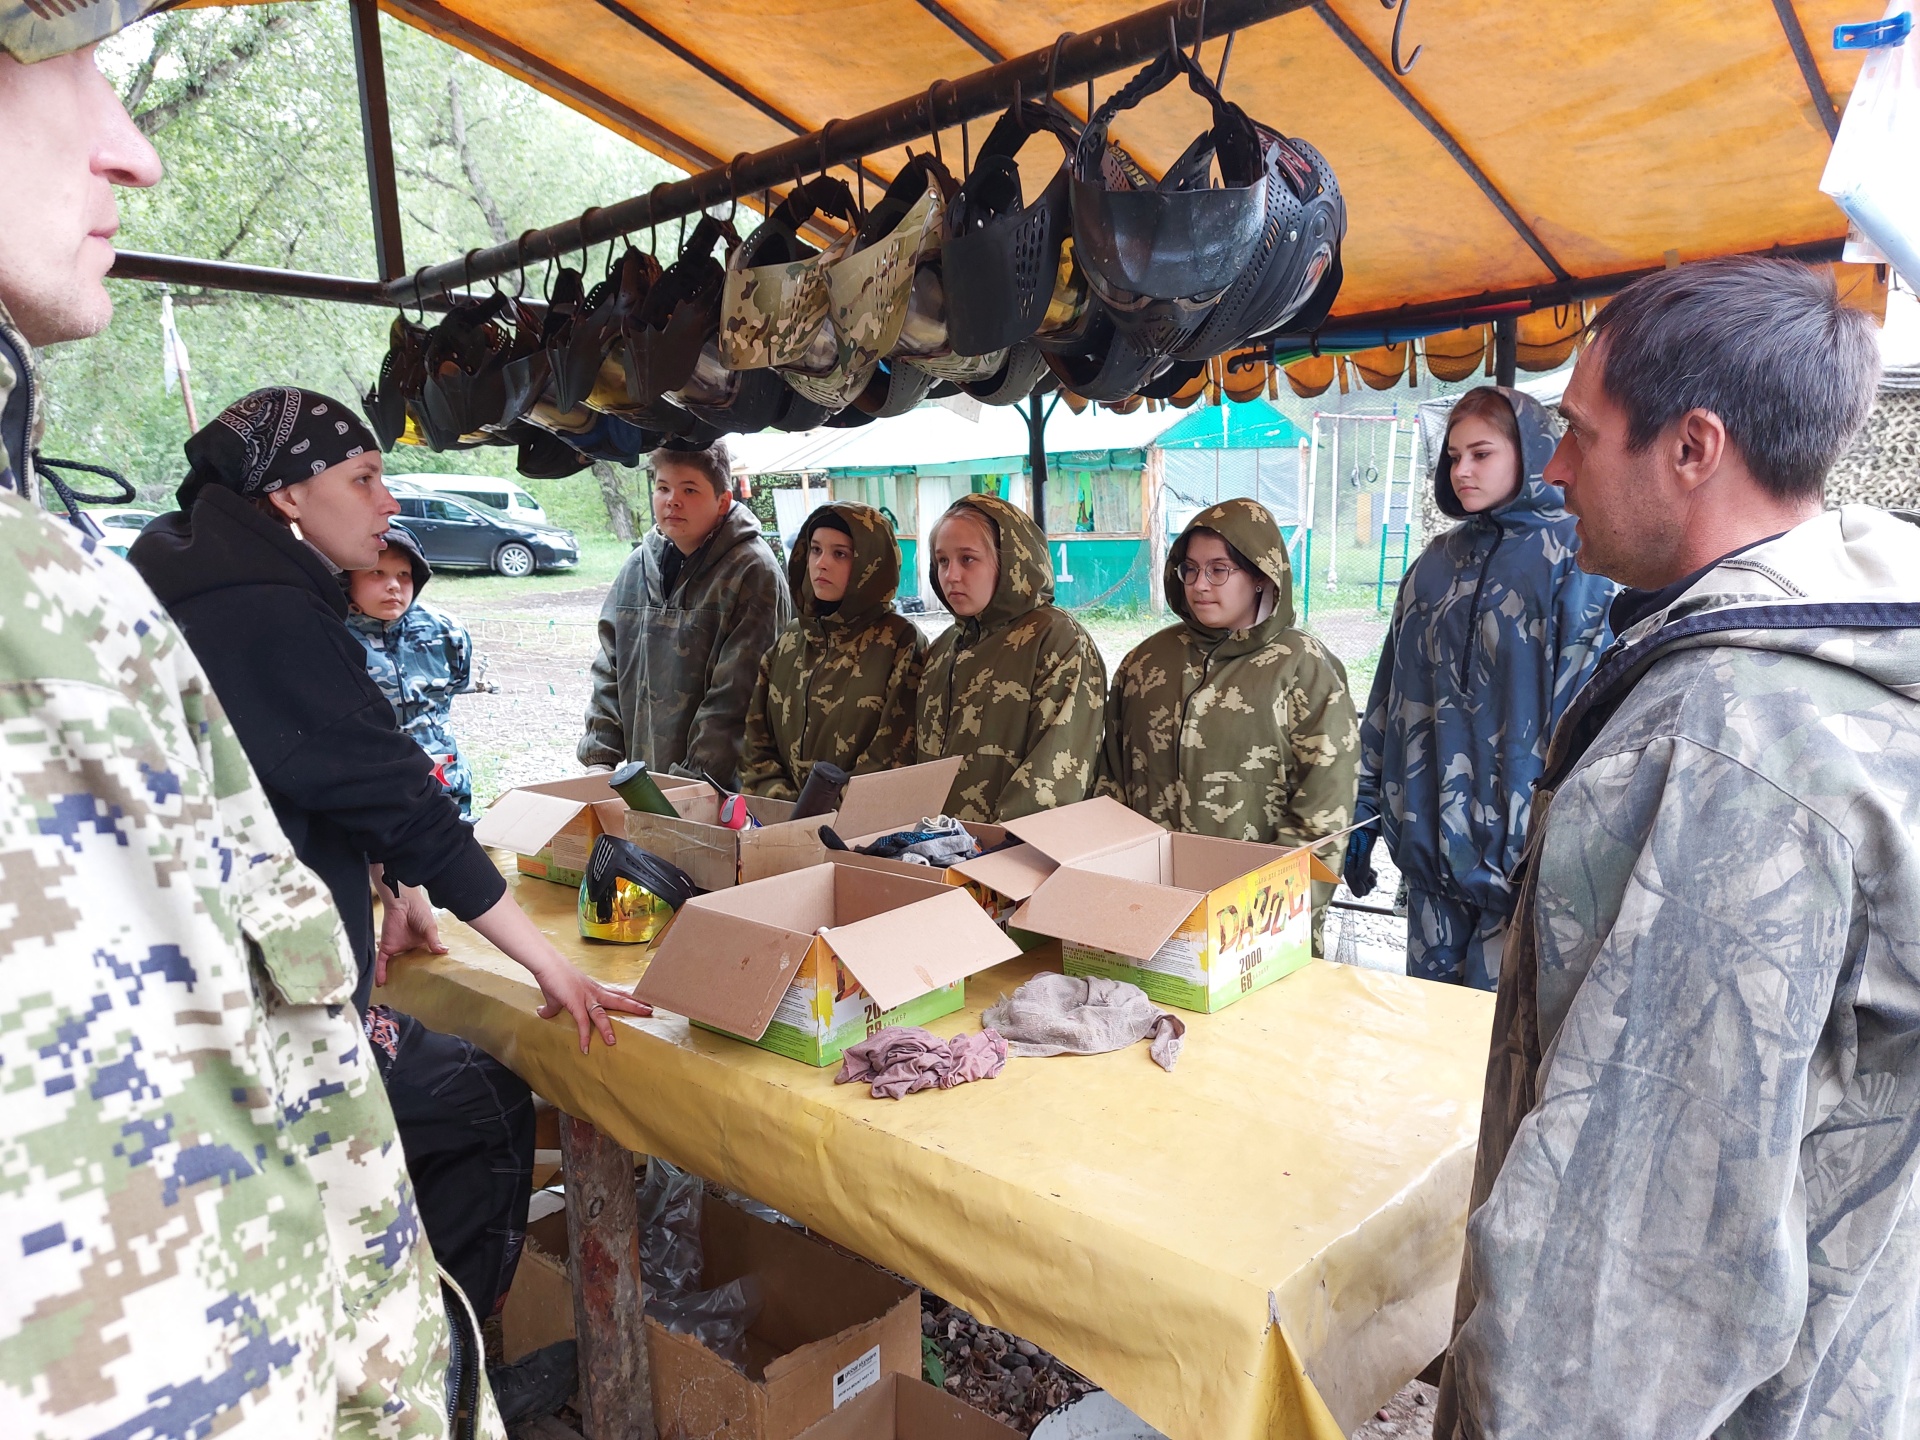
[129, 486, 505, 1008]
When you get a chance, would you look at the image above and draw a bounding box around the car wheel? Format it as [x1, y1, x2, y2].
[493, 542, 536, 577]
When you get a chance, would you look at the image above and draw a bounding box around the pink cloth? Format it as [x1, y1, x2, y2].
[834, 1026, 1008, 1100]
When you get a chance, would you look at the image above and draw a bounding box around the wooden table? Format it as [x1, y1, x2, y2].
[385, 864, 1493, 1439]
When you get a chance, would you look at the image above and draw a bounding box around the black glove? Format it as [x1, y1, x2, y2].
[1343, 828, 1378, 899]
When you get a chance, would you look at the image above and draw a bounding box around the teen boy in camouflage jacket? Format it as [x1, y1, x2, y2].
[0, 18, 483, 1438]
[916, 493, 1106, 823]
[579, 444, 791, 786]
[740, 501, 923, 799]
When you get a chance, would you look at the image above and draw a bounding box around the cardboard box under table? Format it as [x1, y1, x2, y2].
[1002, 798, 1340, 1014]
[634, 861, 1019, 1066]
[473, 772, 705, 887]
[795, 1373, 1020, 1440]
[501, 1190, 923, 1440]
[624, 757, 963, 891]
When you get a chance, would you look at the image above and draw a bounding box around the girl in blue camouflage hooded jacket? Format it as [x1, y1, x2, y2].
[1346, 386, 1615, 990]
[347, 523, 478, 817]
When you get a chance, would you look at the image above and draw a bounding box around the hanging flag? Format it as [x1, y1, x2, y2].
[160, 292, 191, 395]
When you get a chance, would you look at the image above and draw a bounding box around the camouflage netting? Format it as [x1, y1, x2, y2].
[1827, 379, 1920, 510]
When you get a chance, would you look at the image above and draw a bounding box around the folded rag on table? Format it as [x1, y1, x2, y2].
[834, 1025, 1008, 1099]
[982, 973, 1186, 1073]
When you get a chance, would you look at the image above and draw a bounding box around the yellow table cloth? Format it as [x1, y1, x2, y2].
[382, 866, 1493, 1438]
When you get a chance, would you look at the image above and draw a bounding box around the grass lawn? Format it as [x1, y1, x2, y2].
[423, 536, 633, 611]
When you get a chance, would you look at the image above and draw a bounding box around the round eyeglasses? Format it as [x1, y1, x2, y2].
[1176, 560, 1243, 587]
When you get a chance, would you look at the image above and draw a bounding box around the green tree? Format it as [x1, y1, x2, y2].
[39, 2, 676, 528]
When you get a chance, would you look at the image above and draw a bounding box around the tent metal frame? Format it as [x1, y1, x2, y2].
[105, 0, 1849, 353]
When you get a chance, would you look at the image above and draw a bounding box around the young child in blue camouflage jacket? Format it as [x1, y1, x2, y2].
[347, 523, 477, 816]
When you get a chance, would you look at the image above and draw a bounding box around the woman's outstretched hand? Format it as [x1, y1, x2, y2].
[529, 957, 653, 1052]
[466, 891, 651, 1052]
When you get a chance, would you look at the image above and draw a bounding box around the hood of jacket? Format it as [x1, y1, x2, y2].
[1434, 386, 1565, 525]
[789, 501, 900, 632]
[928, 491, 1053, 635]
[1165, 497, 1296, 655]
[0, 300, 38, 502]
[130, 484, 348, 621]
[1547, 505, 1920, 789]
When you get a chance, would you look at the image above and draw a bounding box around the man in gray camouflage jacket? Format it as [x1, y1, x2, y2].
[0, 10, 489, 1437]
[1435, 258, 1915, 1438]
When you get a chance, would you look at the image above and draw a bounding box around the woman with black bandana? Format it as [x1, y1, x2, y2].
[129, 387, 638, 1420]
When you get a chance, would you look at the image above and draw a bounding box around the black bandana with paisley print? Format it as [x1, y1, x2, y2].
[179, 386, 378, 507]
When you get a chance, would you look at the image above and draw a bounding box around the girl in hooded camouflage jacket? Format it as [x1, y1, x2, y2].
[741, 502, 925, 799]
[1099, 499, 1359, 949]
[915, 493, 1107, 823]
[1347, 386, 1615, 991]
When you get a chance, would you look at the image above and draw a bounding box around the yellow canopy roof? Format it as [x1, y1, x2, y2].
[373, 0, 1865, 320]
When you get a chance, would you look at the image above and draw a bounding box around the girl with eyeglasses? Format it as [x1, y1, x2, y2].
[1099, 498, 1359, 950]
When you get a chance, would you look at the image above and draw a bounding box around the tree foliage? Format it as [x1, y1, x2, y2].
[39, 2, 676, 522]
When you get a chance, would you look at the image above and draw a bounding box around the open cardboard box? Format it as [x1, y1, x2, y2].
[633, 859, 1020, 1067]
[942, 841, 1058, 940]
[625, 756, 964, 891]
[796, 1373, 1021, 1439]
[501, 1192, 922, 1440]
[474, 771, 706, 887]
[1003, 798, 1341, 1014]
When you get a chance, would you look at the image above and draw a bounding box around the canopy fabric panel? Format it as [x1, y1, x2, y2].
[372, 0, 1865, 320]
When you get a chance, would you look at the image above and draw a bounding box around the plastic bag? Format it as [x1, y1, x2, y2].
[645, 1276, 764, 1368]
[1821, 0, 1920, 287]
[635, 1157, 704, 1300]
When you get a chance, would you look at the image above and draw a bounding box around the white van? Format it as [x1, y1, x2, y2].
[406, 474, 549, 526]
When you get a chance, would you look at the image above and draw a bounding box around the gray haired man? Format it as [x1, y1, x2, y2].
[1435, 258, 1918, 1438]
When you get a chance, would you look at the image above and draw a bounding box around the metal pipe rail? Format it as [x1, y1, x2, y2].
[378, 0, 1312, 311]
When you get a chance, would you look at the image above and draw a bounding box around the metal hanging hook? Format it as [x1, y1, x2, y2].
[1046, 31, 1075, 106]
[1380, 0, 1422, 74]
[409, 265, 432, 322]
[515, 229, 540, 298]
[1191, 0, 1207, 64]
[1215, 29, 1236, 89]
[724, 154, 748, 223]
[818, 118, 838, 180]
[926, 80, 947, 164]
[576, 204, 602, 273]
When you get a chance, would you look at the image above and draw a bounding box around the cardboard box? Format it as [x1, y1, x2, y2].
[501, 1194, 923, 1440]
[625, 757, 963, 891]
[474, 772, 705, 887]
[633, 860, 1020, 1066]
[795, 1373, 1021, 1439]
[1003, 798, 1340, 1013]
[943, 840, 1056, 935]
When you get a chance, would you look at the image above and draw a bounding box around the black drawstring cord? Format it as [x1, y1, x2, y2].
[34, 453, 136, 539]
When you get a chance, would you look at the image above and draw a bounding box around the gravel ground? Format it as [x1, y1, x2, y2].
[921, 1293, 1096, 1433]
[1354, 1380, 1438, 1438]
